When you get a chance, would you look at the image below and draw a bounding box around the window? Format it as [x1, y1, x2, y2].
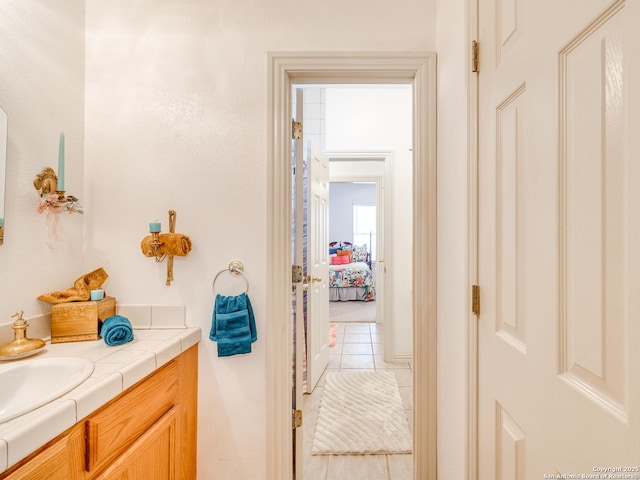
[353, 205, 376, 261]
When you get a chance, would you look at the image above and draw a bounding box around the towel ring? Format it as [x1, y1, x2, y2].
[212, 260, 249, 295]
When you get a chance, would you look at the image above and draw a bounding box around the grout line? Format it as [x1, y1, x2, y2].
[386, 454, 392, 480]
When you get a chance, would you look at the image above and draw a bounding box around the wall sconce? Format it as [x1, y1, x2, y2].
[33, 133, 82, 248]
[148, 222, 166, 263]
[141, 210, 192, 285]
[33, 133, 82, 214]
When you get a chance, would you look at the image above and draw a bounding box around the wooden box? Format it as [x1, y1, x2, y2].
[51, 296, 116, 343]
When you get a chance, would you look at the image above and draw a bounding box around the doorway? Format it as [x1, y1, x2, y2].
[327, 152, 393, 336]
[266, 52, 437, 480]
[301, 148, 405, 477]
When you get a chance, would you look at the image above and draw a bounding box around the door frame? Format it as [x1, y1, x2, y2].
[266, 52, 437, 479]
[468, 0, 479, 479]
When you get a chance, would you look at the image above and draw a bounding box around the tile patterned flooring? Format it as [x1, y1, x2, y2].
[302, 321, 414, 480]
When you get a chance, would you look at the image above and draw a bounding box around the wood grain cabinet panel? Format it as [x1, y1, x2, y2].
[1, 426, 84, 480]
[0, 345, 198, 480]
[93, 408, 177, 480]
[85, 361, 178, 473]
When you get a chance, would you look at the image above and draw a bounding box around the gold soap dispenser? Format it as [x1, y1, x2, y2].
[0, 310, 46, 359]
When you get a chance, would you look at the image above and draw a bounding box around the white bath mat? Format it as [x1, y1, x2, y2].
[312, 371, 412, 455]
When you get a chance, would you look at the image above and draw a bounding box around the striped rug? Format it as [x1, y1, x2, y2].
[312, 371, 412, 455]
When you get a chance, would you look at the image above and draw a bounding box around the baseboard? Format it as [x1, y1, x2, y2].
[394, 353, 413, 363]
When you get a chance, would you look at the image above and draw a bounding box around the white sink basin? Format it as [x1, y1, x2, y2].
[0, 357, 94, 424]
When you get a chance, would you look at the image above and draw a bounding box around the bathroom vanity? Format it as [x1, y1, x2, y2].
[0, 328, 200, 479]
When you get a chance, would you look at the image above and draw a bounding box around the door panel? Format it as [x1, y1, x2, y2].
[496, 0, 524, 66]
[307, 143, 330, 392]
[495, 83, 527, 353]
[496, 403, 526, 480]
[559, 7, 626, 415]
[478, 0, 638, 476]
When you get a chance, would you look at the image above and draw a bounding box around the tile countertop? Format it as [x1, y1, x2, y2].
[0, 327, 201, 474]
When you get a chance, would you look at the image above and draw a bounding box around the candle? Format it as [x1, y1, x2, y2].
[57, 132, 65, 192]
[149, 222, 161, 233]
[90, 289, 104, 301]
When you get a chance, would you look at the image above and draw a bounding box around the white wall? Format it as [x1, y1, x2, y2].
[0, 2, 474, 478]
[329, 182, 376, 244]
[82, 2, 436, 479]
[436, 0, 470, 478]
[0, 1, 85, 325]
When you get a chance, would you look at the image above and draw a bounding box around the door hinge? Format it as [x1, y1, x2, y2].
[472, 284, 480, 316]
[292, 265, 303, 284]
[292, 120, 302, 140]
[472, 40, 479, 73]
[292, 409, 303, 429]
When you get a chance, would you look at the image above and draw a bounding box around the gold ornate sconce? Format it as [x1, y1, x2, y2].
[33, 134, 82, 217]
[141, 210, 192, 285]
[33, 146, 82, 248]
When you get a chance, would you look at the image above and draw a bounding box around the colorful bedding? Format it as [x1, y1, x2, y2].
[328, 261, 376, 301]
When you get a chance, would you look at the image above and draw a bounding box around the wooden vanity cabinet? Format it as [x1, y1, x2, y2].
[85, 358, 179, 474]
[0, 345, 198, 480]
[93, 408, 177, 479]
[0, 427, 85, 480]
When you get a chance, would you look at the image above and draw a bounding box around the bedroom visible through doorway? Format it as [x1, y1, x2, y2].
[292, 84, 414, 479]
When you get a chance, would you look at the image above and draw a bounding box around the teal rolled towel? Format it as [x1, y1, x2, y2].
[101, 315, 134, 346]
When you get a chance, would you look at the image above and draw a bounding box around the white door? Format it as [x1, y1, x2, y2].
[478, 0, 639, 477]
[292, 88, 305, 480]
[306, 142, 330, 393]
[292, 94, 330, 479]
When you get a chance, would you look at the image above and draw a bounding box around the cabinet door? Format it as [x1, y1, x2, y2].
[2, 426, 84, 480]
[93, 408, 176, 480]
[85, 361, 178, 473]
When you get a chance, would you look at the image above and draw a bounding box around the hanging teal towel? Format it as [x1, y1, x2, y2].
[101, 315, 134, 346]
[209, 292, 257, 357]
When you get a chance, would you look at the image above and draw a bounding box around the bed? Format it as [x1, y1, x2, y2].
[328, 242, 376, 302]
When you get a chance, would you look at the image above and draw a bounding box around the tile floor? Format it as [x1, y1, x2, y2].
[302, 321, 414, 480]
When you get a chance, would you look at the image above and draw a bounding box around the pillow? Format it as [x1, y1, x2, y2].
[351, 244, 368, 262]
[331, 255, 350, 265]
[329, 247, 342, 255]
[336, 249, 352, 257]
